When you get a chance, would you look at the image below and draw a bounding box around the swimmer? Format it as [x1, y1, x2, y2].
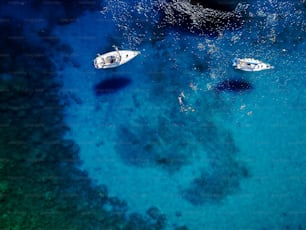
[178, 92, 185, 105]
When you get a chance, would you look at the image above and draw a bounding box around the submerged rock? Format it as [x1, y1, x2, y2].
[115, 115, 193, 173]
[215, 79, 252, 92]
[190, 0, 241, 11]
[159, 0, 245, 35]
[183, 164, 249, 205]
[146, 206, 162, 220]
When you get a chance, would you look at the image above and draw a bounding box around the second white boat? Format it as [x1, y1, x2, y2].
[233, 58, 274, 72]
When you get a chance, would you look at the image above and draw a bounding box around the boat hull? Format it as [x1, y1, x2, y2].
[94, 50, 140, 69]
[233, 58, 274, 72]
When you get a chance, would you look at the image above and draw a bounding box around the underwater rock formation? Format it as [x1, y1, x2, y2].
[115, 117, 192, 173]
[190, 0, 241, 11]
[115, 123, 191, 172]
[0, 14, 164, 230]
[215, 79, 253, 92]
[182, 132, 249, 205]
[159, 0, 245, 35]
[94, 77, 132, 95]
[183, 161, 248, 205]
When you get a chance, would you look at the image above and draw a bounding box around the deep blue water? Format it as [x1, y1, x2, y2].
[1, 0, 305, 229]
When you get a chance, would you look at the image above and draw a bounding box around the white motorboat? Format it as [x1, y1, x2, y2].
[94, 47, 140, 69]
[232, 58, 274, 72]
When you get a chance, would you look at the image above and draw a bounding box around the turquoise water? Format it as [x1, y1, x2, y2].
[57, 0, 306, 229]
[1, 0, 305, 229]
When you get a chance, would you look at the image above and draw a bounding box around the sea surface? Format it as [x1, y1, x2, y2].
[0, 0, 305, 229]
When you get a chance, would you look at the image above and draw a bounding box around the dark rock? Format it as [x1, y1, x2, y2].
[182, 159, 249, 205]
[190, 0, 241, 11]
[108, 197, 128, 214]
[146, 206, 161, 220]
[159, 0, 244, 35]
[126, 213, 149, 229]
[115, 120, 191, 173]
[96, 184, 108, 200]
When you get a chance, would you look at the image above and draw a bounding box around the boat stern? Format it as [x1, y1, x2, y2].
[93, 55, 106, 69]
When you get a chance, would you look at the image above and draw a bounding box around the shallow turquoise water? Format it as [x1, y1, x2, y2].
[1, 0, 304, 229]
[29, 0, 306, 229]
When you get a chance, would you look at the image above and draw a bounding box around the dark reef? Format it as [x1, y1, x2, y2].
[159, 0, 245, 36]
[183, 160, 249, 205]
[115, 116, 193, 173]
[190, 0, 241, 11]
[215, 79, 253, 92]
[94, 77, 132, 95]
[0, 5, 166, 230]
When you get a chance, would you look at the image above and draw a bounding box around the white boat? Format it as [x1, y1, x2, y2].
[94, 47, 140, 69]
[232, 58, 274, 72]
